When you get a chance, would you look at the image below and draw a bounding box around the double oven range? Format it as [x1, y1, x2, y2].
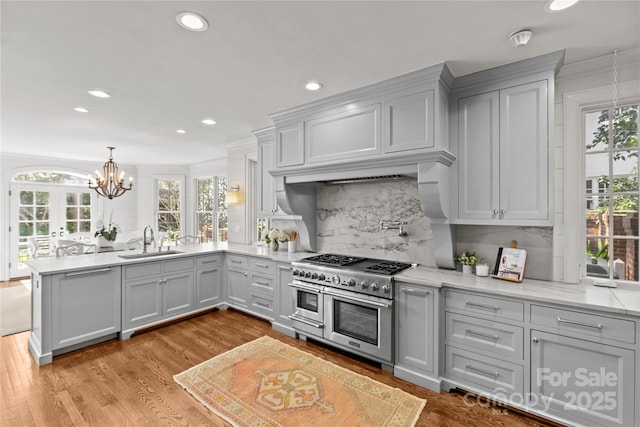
[289, 254, 413, 370]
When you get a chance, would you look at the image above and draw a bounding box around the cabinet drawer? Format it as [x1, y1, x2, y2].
[249, 258, 275, 275]
[445, 312, 524, 360]
[226, 254, 248, 269]
[196, 254, 222, 268]
[250, 293, 274, 319]
[125, 262, 162, 280]
[445, 290, 524, 322]
[164, 257, 195, 273]
[445, 345, 524, 397]
[250, 273, 274, 296]
[530, 305, 636, 344]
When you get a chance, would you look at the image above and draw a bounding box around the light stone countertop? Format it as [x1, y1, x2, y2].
[26, 244, 640, 318]
[395, 265, 640, 318]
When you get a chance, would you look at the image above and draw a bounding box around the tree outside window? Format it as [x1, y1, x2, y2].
[196, 177, 227, 242]
[157, 179, 182, 242]
[585, 104, 639, 282]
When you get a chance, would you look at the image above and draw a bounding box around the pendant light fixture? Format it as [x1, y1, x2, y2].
[88, 146, 133, 199]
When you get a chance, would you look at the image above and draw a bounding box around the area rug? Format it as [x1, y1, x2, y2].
[174, 335, 426, 427]
[0, 281, 31, 336]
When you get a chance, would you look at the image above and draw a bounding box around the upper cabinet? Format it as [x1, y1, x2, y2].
[276, 123, 304, 168]
[384, 90, 435, 153]
[256, 127, 287, 218]
[450, 50, 564, 226]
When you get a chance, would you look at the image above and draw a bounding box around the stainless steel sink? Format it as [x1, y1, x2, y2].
[118, 250, 184, 259]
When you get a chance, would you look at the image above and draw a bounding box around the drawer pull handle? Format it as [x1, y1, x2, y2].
[465, 364, 500, 378]
[255, 263, 269, 268]
[465, 329, 500, 341]
[402, 288, 430, 296]
[255, 281, 270, 286]
[255, 301, 270, 308]
[202, 269, 218, 274]
[466, 302, 500, 311]
[556, 317, 603, 329]
[279, 266, 292, 271]
[201, 260, 218, 264]
[65, 267, 112, 277]
[231, 260, 243, 264]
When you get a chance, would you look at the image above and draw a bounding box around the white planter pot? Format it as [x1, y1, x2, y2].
[475, 264, 490, 277]
[462, 264, 473, 274]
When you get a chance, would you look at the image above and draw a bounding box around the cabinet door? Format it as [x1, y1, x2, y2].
[276, 123, 304, 167]
[227, 268, 250, 308]
[51, 267, 121, 350]
[163, 271, 194, 317]
[395, 284, 435, 376]
[273, 263, 294, 332]
[457, 91, 500, 220]
[258, 139, 277, 216]
[385, 91, 434, 153]
[195, 266, 221, 308]
[530, 330, 635, 427]
[306, 103, 381, 164]
[124, 276, 163, 329]
[500, 80, 548, 221]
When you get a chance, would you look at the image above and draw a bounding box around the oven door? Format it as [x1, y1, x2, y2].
[323, 287, 393, 363]
[288, 280, 324, 337]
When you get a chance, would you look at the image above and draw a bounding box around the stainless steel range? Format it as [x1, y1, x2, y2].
[288, 253, 413, 370]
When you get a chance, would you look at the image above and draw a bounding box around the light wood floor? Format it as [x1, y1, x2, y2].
[0, 308, 560, 427]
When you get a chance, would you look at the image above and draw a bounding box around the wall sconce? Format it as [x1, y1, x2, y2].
[226, 185, 241, 205]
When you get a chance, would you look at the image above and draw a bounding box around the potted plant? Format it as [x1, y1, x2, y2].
[456, 251, 480, 273]
[95, 213, 118, 247]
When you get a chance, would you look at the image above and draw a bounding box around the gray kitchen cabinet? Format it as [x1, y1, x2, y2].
[454, 80, 549, 224]
[272, 262, 295, 337]
[276, 122, 304, 167]
[248, 258, 275, 321]
[122, 257, 194, 337]
[51, 266, 121, 351]
[226, 255, 250, 308]
[384, 90, 435, 153]
[256, 127, 289, 217]
[394, 282, 440, 391]
[195, 254, 223, 309]
[305, 102, 382, 164]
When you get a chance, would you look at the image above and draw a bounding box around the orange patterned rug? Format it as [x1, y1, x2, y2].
[174, 336, 426, 426]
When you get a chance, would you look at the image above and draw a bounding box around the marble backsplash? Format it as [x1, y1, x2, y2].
[272, 180, 553, 281]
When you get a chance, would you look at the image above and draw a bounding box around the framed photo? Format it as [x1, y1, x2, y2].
[492, 247, 527, 282]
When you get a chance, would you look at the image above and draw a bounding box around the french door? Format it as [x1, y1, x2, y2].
[10, 183, 97, 277]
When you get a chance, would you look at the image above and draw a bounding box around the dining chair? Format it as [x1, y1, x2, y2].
[55, 241, 97, 257]
[28, 236, 39, 259]
[125, 237, 144, 250]
[66, 232, 95, 244]
[175, 235, 200, 245]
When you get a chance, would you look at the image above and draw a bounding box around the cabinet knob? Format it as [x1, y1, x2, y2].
[500, 209, 506, 215]
[532, 337, 539, 343]
[493, 209, 499, 215]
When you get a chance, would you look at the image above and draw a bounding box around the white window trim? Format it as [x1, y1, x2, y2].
[563, 81, 640, 283]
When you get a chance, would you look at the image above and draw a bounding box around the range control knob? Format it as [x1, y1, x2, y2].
[360, 280, 369, 289]
[318, 274, 326, 281]
[382, 285, 391, 294]
[311, 272, 318, 280]
[292, 270, 299, 276]
[370, 283, 379, 291]
[331, 275, 341, 286]
[305, 271, 311, 278]
[347, 279, 356, 287]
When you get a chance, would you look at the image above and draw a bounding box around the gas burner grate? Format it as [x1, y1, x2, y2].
[300, 254, 365, 266]
[365, 261, 413, 275]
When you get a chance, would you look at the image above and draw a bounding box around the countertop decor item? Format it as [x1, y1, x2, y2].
[174, 336, 426, 427]
[456, 251, 480, 273]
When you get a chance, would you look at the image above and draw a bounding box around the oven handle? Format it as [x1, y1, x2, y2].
[288, 280, 323, 294]
[323, 289, 392, 309]
[288, 314, 324, 329]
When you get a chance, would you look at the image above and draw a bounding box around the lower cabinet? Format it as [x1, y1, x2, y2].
[195, 254, 223, 309]
[226, 255, 250, 308]
[272, 263, 294, 336]
[122, 258, 194, 335]
[51, 266, 122, 350]
[394, 282, 440, 391]
[226, 254, 276, 321]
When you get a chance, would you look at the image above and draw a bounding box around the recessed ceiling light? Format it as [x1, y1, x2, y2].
[176, 129, 186, 134]
[305, 81, 323, 91]
[546, 0, 580, 11]
[201, 119, 216, 125]
[88, 89, 111, 98]
[176, 12, 209, 32]
[74, 107, 89, 113]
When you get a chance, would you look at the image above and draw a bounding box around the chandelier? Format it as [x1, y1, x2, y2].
[88, 146, 133, 199]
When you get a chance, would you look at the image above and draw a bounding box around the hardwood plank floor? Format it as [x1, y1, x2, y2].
[1, 309, 560, 427]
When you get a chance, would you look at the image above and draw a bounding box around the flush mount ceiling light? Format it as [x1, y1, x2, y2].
[88, 89, 111, 98]
[201, 118, 216, 125]
[546, 0, 580, 11]
[509, 30, 533, 47]
[74, 107, 89, 113]
[305, 81, 323, 91]
[176, 11, 208, 32]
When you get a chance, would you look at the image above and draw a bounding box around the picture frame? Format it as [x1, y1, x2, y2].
[492, 247, 527, 282]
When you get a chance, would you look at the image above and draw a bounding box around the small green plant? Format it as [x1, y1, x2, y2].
[456, 251, 481, 266]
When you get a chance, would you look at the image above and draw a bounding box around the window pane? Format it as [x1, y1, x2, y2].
[20, 191, 33, 205]
[218, 212, 228, 242]
[613, 238, 639, 281]
[218, 177, 228, 211]
[81, 192, 91, 205]
[36, 223, 49, 235]
[197, 213, 213, 242]
[20, 206, 34, 221]
[66, 222, 78, 234]
[585, 152, 609, 190]
[613, 198, 638, 237]
[66, 192, 77, 205]
[613, 105, 639, 150]
[36, 192, 49, 205]
[585, 110, 609, 152]
[79, 221, 91, 232]
[158, 180, 181, 211]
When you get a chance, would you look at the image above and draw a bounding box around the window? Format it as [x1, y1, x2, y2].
[195, 177, 228, 242]
[584, 104, 639, 282]
[65, 191, 92, 234]
[156, 178, 183, 243]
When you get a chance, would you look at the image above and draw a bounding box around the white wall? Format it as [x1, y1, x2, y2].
[226, 140, 257, 244]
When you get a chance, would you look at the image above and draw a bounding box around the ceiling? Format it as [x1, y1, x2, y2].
[1, 1, 638, 166]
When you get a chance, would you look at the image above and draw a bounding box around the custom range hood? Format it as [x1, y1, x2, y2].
[267, 62, 458, 269]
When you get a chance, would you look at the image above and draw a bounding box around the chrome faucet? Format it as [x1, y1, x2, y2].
[143, 225, 155, 253]
[379, 220, 408, 237]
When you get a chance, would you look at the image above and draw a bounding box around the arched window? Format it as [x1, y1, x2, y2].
[13, 171, 88, 185]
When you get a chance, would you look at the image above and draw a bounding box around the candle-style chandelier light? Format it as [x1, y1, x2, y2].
[88, 146, 133, 199]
